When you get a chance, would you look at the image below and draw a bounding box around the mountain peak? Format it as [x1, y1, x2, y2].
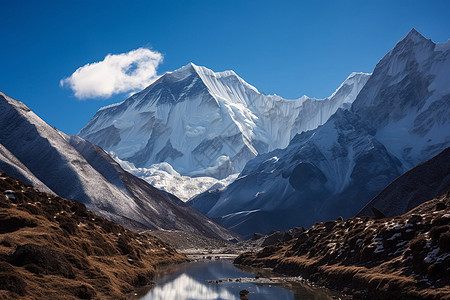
[400, 28, 429, 44]
[180, 62, 198, 70]
[168, 62, 198, 77]
[172, 62, 239, 80]
[328, 72, 371, 101]
[80, 61, 369, 182]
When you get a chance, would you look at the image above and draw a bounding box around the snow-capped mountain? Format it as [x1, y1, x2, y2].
[79, 63, 369, 182]
[352, 28, 450, 169]
[0, 91, 238, 241]
[189, 29, 450, 237]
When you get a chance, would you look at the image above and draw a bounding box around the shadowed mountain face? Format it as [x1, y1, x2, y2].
[0, 92, 238, 241]
[189, 29, 450, 237]
[190, 109, 403, 237]
[358, 147, 450, 218]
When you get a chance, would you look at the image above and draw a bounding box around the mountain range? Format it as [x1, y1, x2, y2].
[78, 63, 369, 200]
[189, 29, 450, 237]
[1, 29, 448, 240]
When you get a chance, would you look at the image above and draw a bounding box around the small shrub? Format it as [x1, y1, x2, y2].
[439, 232, 450, 252]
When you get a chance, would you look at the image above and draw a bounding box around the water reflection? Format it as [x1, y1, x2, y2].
[140, 260, 343, 300]
[142, 273, 236, 300]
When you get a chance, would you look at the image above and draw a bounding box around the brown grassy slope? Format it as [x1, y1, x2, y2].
[235, 193, 450, 300]
[0, 171, 187, 299]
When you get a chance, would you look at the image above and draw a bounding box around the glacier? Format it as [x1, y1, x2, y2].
[79, 63, 369, 200]
[110, 152, 238, 202]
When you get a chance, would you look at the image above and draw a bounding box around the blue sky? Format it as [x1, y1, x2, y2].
[1, 0, 449, 134]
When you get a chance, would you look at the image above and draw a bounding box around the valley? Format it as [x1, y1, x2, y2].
[0, 27, 449, 299]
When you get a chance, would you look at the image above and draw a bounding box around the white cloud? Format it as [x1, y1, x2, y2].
[60, 48, 163, 99]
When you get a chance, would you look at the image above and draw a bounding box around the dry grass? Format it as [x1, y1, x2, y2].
[0, 172, 187, 299]
[235, 193, 450, 299]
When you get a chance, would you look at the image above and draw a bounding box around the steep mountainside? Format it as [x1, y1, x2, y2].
[79, 63, 369, 180]
[0, 144, 54, 194]
[0, 171, 186, 299]
[358, 147, 450, 217]
[0, 92, 238, 241]
[190, 29, 450, 237]
[190, 109, 403, 237]
[352, 28, 450, 169]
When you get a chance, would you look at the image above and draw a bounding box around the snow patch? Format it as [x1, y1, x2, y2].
[110, 152, 238, 201]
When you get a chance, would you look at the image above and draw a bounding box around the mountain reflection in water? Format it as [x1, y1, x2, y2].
[142, 273, 236, 300]
[140, 260, 342, 300]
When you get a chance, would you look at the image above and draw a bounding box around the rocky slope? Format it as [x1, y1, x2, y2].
[0, 91, 238, 241]
[235, 192, 450, 299]
[0, 171, 187, 299]
[358, 147, 450, 217]
[190, 29, 450, 237]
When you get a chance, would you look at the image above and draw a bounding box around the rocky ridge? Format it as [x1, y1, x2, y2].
[358, 147, 450, 218]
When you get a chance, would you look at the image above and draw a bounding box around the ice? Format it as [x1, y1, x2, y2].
[222, 209, 262, 219]
[97, 100, 125, 112]
[79, 63, 369, 184]
[373, 238, 385, 253]
[424, 248, 440, 263]
[111, 152, 238, 202]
